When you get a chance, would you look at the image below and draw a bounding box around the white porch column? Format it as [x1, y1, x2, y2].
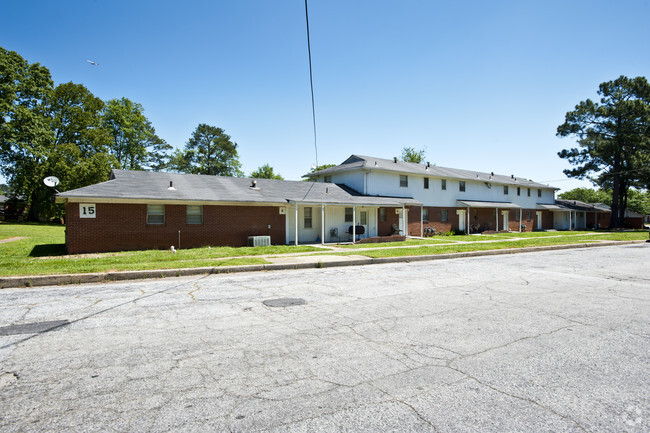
[321, 204, 325, 245]
[402, 204, 406, 235]
[467, 207, 470, 234]
[420, 206, 424, 237]
[294, 202, 299, 246]
[352, 206, 356, 243]
[519, 208, 522, 232]
[495, 208, 499, 232]
[569, 211, 573, 231]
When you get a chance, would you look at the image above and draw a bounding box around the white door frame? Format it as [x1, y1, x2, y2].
[457, 209, 466, 232]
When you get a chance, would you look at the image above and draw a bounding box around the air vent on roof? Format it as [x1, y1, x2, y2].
[168, 181, 176, 191]
[393, 157, 398, 163]
[250, 180, 257, 188]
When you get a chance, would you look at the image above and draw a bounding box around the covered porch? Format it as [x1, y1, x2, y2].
[286, 198, 420, 245]
[548, 201, 610, 230]
[456, 200, 525, 233]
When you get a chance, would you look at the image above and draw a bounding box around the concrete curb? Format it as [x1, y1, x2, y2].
[0, 240, 644, 289]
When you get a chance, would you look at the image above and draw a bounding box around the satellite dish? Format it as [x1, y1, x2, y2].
[311, 163, 317, 170]
[43, 176, 60, 187]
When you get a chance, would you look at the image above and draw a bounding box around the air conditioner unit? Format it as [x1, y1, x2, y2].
[248, 236, 271, 247]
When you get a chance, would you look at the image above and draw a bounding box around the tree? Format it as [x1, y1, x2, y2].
[0, 47, 54, 221]
[103, 98, 170, 171]
[309, 164, 335, 173]
[250, 164, 283, 180]
[558, 187, 611, 205]
[557, 75, 650, 228]
[40, 83, 116, 219]
[170, 124, 243, 176]
[401, 147, 426, 163]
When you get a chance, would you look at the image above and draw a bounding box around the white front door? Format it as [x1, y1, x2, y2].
[397, 209, 403, 234]
[359, 211, 368, 238]
[536, 211, 543, 230]
[502, 211, 509, 232]
[457, 210, 466, 232]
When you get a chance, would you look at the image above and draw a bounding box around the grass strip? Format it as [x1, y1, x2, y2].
[312, 233, 646, 258]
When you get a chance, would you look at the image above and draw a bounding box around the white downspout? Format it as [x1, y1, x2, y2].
[352, 206, 356, 243]
[420, 206, 424, 237]
[321, 204, 325, 245]
[294, 202, 299, 246]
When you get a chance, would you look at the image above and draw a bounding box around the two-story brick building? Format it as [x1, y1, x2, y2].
[57, 154, 568, 253]
[305, 155, 558, 237]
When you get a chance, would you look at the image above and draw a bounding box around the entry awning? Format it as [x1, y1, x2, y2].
[537, 204, 565, 211]
[457, 200, 521, 209]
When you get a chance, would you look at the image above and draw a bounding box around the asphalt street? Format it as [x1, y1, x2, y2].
[0, 244, 648, 432]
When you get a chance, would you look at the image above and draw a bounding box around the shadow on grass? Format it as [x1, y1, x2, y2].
[29, 244, 68, 257]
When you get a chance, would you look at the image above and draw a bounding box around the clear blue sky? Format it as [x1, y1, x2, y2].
[3, 0, 649, 193]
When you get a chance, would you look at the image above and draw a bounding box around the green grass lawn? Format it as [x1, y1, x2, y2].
[0, 222, 646, 277]
[321, 231, 647, 257]
[0, 223, 321, 276]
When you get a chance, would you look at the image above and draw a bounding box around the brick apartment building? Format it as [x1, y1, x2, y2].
[57, 154, 598, 254]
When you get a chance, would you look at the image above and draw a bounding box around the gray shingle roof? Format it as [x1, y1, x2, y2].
[57, 170, 420, 207]
[555, 199, 611, 212]
[306, 155, 557, 190]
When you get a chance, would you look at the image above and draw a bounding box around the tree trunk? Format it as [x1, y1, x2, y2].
[27, 191, 40, 222]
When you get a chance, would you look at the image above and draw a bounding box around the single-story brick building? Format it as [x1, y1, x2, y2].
[56, 169, 419, 254]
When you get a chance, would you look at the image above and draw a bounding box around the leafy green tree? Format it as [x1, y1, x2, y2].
[558, 188, 611, 205]
[303, 163, 336, 181]
[250, 164, 283, 180]
[309, 163, 336, 173]
[0, 46, 54, 221]
[103, 98, 170, 171]
[626, 189, 650, 215]
[557, 75, 650, 227]
[400, 147, 427, 164]
[38, 82, 117, 219]
[170, 124, 243, 176]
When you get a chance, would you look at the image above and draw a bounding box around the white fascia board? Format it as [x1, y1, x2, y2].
[58, 197, 288, 207]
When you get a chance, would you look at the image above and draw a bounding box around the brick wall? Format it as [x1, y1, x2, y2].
[65, 202, 286, 254]
[378, 207, 400, 236]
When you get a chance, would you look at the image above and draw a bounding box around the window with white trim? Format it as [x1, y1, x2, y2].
[441, 209, 448, 222]
[459, 181, 466, 192]
[400, 175, 408, 187]
[441, 179, 447, 190]
[345, 207, 353, 222]
[424, 177, 429, 189]
[304, 207, 312, 228]
[379, 208, 386, 222]
[423, 208, 429, 221]
[186, 205, 203, 224]
[504, 185, 509, 195]
[360, 211, 367, 225]
[147, 204, 165, 225]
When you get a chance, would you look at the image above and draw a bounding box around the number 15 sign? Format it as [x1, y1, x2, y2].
[79, 203, 96, 218]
